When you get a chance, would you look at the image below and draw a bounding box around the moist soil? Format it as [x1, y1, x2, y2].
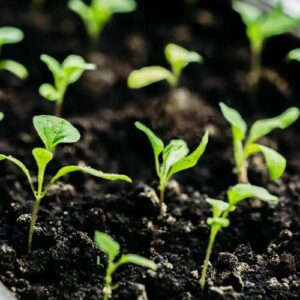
[1, 0, 300, 299]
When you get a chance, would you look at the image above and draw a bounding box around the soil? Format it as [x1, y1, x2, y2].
[0, 0, 300, 299]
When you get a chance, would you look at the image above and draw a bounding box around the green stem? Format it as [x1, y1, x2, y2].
[237, 161, 249, 184]
[248, 48, 262, 95]
[28, 197, 41, 252]
[200, 227, 218, 290]
[55, 101, 63, 117]
[159, 185, 165, 216]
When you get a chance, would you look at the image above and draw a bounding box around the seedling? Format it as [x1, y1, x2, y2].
[39, 54, 96, 117]
[135, 121, 208, 215]
[220, 102, 299, 183]
[128, 43, 202, 97]
[0, 27, 28, 79]
[233, 1, 300, 90]
[0, 115, 131, 252]
[94, 231, 157, 300]
[200, 183, 278, 289]
[68, 0, 137, 42]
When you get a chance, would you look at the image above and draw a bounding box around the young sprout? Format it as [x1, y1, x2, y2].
[135, 121, 208, 216]
[94, 231, 157, 300]
[220, 102, 299, 183]
[128, 43, 202, 103]
[39, 54, 96, 117]
[200, 183, 278, 289]
[0, 115, 131, 252]
[0, 27, 28, 79]
[68, 0, 137, 42]
[233, 1, 300, 91]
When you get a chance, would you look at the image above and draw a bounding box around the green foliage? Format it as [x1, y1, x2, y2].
[200, 183, 278, 289]
[94, 231, 157, 300]
[135, 121, 208, 215]
[128, 43, 202, 89]
[39, 54, 96, 116]
[0, 115, 131, 252]
[220, 102, 299, 183]
[0, 27, 28, 79]
[69, 0, 136, 41]
[287, 48, 300, 62]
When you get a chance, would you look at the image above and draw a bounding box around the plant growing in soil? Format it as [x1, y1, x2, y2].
[0, 115, 131, 252]
[135, 121, 208, 215]
[39, 54, 96, 117]
[94, 231, 157, 300]
[200, 183, 278, 289]
[0, 27, 28, 79]
[128, 44, 202, 104]
[233, 1, 300, 91]
[220, 102, 299, 183]
[68, 0, 137, 42]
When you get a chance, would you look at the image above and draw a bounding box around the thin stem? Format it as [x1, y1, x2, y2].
[55, 101, 63, 117]
[200, 227, 218, 290]
[28, 197, 41, 252]
[159, 185, 165, 216]
[248, 49, 262, 95]
[103, 261, 114, 300]
[237, 161, 249, 184]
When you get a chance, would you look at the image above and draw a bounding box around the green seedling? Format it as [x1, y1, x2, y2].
[0, 115, 131, 252]
[94, 231, 157, 300]
[128, 43, 202, 95]
[135, 121, 208, 215]
[200, 183, 278, 289]
[0, 27, 28, 79]
[220, 102, 299, 183]
[69, 0, 136, 42]
[233, 1, 300, 90]
[39, 54, 96, 117]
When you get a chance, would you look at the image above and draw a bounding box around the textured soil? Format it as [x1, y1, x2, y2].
[0, 0, 300, 299]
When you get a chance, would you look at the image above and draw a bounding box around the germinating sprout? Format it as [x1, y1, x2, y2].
[135, 121, 208, 216]
[39, 54, 96, 117]
[233, 1, 300, 90]
[68, 0, 137, 42]
[220, 102, 299, 183]
[128, 43, 202, 90]
[0, 27, 28, 79]
[0, 115, 131, 252]
[94, 231, 157, 300]
[200, 183, 278, 289]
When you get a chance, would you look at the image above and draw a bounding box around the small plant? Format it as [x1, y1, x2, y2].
[0, 115, 131, 252]
[68, 0, 137, 42]
[233, 1, 300, 91]
[94, 231, 157, 300]
[200, 183, 278, 289]
[128, 43, 202, 96]
[220, 102, 299, 183]
[39, 54, 96, 117]
[135, 121, 208, 215]
[0, 27, 28, 79]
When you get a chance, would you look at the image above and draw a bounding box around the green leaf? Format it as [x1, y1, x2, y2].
[287, 48, 300, 61]
[102, 0, 137, 13]
[248, 107, 299, 144]
[227, 183, 278, 206]
[0, 60, 28, 79]
[206, 198, 230, 218]
[94, 231, 120, 260]
[164, 43, 202, 77]
[207, 217, 230, 228]
[40, 54, 61, 78]
[0, 27, 24, 47]
[0, 154, 35, 192]
[49, 165, 132, 186]
[167, 131, 209, 180]
[33, 115, 80, 152]
[39, 83, 60, 101]
[128, 66, 175, 88]
[135, 121, 164, 177]
[258, 145, 286, 180]
[219, 102, 247, 141]
[233, 1, 262, 25]
[118, 254, 157, 270]
[32, 148, 53, 170]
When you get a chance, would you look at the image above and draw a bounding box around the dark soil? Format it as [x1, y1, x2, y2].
[1, 0, 300, 299]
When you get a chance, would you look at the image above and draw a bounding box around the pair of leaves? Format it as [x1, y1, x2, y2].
[94, 231, 157, 270]
[135, 121, 208, 187]
[128, 43, 202, 89]
[220, 102, 299, 180]
[39, 54, 96, 102]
